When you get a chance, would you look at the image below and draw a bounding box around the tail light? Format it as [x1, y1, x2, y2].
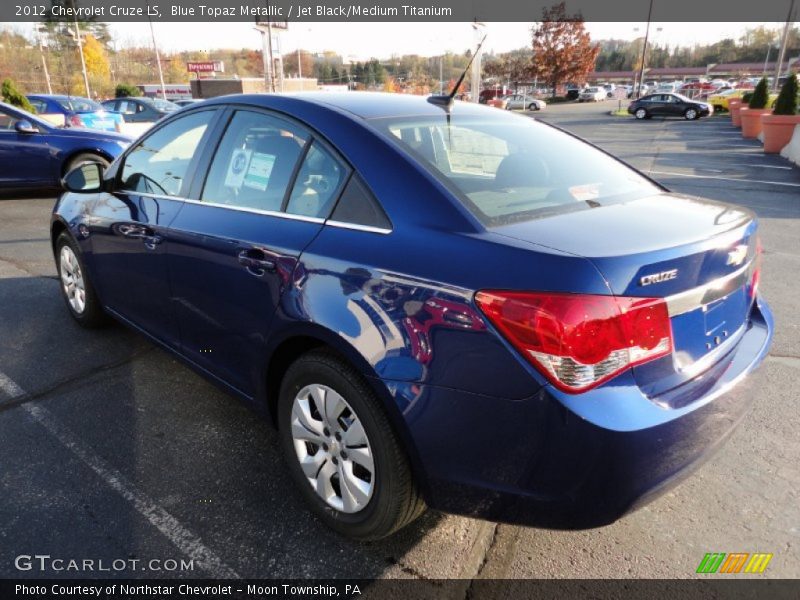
[475, 291, 673, 393]
[68, 115, 83, 127]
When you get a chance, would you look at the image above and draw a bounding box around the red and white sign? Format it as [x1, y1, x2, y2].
[187, 61, 224, 73]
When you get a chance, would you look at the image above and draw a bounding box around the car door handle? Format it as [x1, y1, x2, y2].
[238, 249, 276, 275]
[119, 224, 162, 249]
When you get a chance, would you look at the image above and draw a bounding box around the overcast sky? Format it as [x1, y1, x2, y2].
[11, 21, 779, 59]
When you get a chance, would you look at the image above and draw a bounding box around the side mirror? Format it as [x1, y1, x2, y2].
[14, 120, 39, 134]
[62, 161, 105, 193]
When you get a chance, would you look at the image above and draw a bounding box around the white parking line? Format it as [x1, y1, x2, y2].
[0, 372, 240, 579]
[648, 170, 800, 188]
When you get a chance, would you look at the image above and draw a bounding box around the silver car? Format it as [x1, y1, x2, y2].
[502, 94, 547, 111]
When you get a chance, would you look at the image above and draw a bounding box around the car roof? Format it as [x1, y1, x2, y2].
[203, 92, 492, 121]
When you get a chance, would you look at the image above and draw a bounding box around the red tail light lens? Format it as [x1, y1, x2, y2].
[475, 291, 673, 393]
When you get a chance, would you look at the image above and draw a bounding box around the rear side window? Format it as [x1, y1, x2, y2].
[330, 176, 391, 230]
[201, 110, 309, 212]
[285, 142, 348, 219]
[120, 110, 214, 197]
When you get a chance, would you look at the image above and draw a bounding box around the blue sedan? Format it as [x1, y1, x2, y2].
[51, 93, 773, 539]
[26, 94, 125, 132]
[0, 102, 132, 191]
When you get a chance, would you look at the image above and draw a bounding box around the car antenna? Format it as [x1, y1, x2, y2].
[427, 33, 487, 113]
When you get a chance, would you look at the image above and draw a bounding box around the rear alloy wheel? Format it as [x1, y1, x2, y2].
[635, 108, 648, 120]
[684, 108, 699, 120]
[55, 232, 108, 328]
[278, 350, 425, 540]
[528, 103, 538, 111]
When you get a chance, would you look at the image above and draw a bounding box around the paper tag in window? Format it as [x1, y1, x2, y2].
[569, 184, 600, 202]
[224, 149, 251, 188]
[243, 152, 276, 191]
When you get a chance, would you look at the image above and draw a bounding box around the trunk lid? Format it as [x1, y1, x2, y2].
[494, 193, 759, 399]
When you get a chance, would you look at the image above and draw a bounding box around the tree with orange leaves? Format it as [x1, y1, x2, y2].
[530, 2, 599, 98]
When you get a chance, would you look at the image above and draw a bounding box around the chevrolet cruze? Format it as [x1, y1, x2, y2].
[52, 93, 773, 539]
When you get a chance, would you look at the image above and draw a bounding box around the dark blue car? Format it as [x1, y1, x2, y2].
[51, 93, 773, 540]
[26, 94, 125, 132]
[0, 102, 131, 192]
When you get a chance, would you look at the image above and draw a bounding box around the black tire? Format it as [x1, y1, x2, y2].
[55, 232, 108, 328]
[65, 152, 109, 176]
[528, 103, 538, 111]
[634, 107, 648, 120]
[278, 349, 425, 540]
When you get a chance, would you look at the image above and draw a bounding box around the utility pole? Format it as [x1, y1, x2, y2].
[36, 27, 53, 94]
[636, 0, 654, 99]
[471, 21, 486, 103]
[773, 0, 796, 92]
[70, 5, 91, 98]
[146, 0, 167, 99]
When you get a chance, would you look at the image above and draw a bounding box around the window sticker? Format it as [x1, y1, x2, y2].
[243, 152, 276, 191]
[569, 183, 601, 202]
[224, 149, 251, 188]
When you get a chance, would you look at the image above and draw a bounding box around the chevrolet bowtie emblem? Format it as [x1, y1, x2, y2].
[726, 245, 748, 267]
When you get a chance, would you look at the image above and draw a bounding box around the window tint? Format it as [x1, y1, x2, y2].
[28, 100, 47, 113]
[201, 110, 308, 212]
[120, 110, 214, 197]
[285, 142, 348, 218]
[374, 114, 660, 227]
[330, 175, 391, 230]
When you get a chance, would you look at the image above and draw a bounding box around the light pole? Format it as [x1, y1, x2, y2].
[68, 0, 91, 98]
[36, 27, 53, 94]
[146, 0, 167, 100]
[635, 0, 654, 99]
[773, 0, 796, 91]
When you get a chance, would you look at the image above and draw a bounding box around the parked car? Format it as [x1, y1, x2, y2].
[707, 88, 746, 112]
[173, 98, 203, 108]
[0, 101, 131, 191]
[601, 83, 616, 98]
[628, 93, 713, 120]
[53, 93, 772, 540]
[101, 96, 179, 123]
[488, 95, 546, 111]
[26, 94, 124, 132]
[579, 87, 606, 102]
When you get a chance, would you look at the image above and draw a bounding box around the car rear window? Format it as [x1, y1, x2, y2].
[370, 112, 660, 227]
[58, 97, 103, 112]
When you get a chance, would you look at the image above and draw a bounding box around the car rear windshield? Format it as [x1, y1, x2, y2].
[370, 112, 661, 227]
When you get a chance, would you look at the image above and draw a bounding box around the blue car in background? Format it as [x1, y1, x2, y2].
[52, 93, 773, 540]
[0, 101, 131, 191]
[26, 94, 125, 132]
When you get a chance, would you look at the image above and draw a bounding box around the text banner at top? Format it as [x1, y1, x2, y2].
[4, 0, 799, 23]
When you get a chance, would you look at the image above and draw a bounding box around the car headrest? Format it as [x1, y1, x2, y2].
[494, 153, 549, 189]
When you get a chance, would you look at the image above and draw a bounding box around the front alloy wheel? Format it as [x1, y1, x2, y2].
[278, 350, 425, 540]
[60, 245, 86, 315]
[685, 108, 698, 120]
[635, 108, 647, 120]
[55, 232, 108, 327]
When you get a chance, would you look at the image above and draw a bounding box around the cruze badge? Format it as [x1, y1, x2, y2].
[726, 244, 748, 267]
[640, 269, 678, 286]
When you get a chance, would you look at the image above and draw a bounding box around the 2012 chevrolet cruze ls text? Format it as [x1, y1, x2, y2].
[52, 93, 773, 539]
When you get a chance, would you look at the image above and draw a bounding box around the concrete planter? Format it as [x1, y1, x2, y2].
[740, 107, 772, 139]
[762, 114, 800, 153]
[729, 99, 744, 127]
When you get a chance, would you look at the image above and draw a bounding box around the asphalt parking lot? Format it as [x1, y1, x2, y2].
[1, 101, 798, 582]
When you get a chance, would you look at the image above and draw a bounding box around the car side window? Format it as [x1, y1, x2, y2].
[285, 141, 348, 219]
[29, 100, 47, 113]
[330, 175, 391, 230]
[201, 110, 309, 212]
[119, 110, 214, 197]
[0, 107, 20, 131]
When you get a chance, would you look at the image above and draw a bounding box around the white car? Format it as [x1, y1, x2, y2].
[579, 87, 606, 102]
[502, 95, 547, 111]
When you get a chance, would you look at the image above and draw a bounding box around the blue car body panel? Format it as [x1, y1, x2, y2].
[0, 102, 131, 190]
[50, 93, 774, 528]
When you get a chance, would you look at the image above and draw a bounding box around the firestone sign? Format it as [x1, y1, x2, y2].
[187, 61, 224, 73]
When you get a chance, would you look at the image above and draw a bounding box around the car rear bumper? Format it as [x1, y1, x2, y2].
[391, 296, 773, 529]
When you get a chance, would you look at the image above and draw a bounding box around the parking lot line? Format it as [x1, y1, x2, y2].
[0, 370, 241, 580]
[648, 170, 800, 187]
